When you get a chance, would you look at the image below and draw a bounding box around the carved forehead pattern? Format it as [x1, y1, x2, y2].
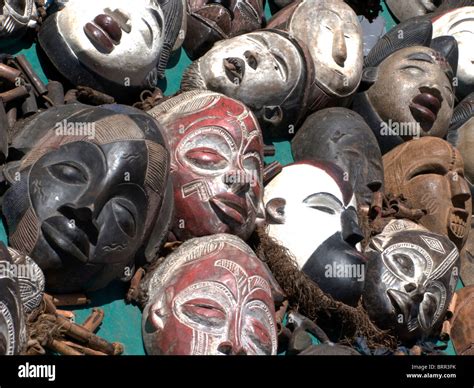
[19, 114, 146, 170]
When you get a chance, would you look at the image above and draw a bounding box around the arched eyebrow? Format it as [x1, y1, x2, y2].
[406, 52, 435, 64]
[247, 35, 269, 49]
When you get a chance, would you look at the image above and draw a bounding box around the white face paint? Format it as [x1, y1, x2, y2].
[288, 0, 363, 97]
[56, 0, 165, 85]
[432, 7, 474, 97]
[199, 31, 304, 108]
[264, 164, 356, 269]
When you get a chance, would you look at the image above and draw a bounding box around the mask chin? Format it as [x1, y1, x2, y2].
[302, 232, 366, 306]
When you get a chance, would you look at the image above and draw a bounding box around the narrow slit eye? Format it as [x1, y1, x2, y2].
[244, 51, 258, 70]
[408, 165, 446, 180]
[112, 200, 136, 237]
[185, 147, 228, 170]
[47, 162, 88, 185]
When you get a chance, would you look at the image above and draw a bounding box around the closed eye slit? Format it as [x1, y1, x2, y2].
[303, 192, 343, 214]
[408, 165, 446, 180]
[272, 53, 288, 81]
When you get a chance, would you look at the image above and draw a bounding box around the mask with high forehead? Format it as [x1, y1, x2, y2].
[383, 137, 472, 251]
[447, 93, 474, 185]
[363, 219, 459, 343]
[268, 0, 363, 103]
[291, 108, 384, 207]
[38, 0, 184, 98]
[366, 46, 455, 139]
[142, 234, 278, 355]
[181, 30, 314, 137]
[184, 0, 266, 59]
[432, 7, 474, 99]
[353, 17, 458, 154]
[149, 90, 264, 241]
[2, 104, 173, 293]
[0, 0, 36, 39]
[264, 162, 366, 306]
[0, 244, 26, 355]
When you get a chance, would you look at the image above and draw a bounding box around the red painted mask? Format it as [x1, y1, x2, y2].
[149, 90, 264, 241]
[142, 234, 278, 355]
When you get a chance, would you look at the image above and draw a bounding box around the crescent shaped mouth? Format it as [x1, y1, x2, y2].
[409, 87, 443, 132]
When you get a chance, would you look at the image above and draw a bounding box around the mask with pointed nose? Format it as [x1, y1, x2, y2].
[363, 219, 459, 343]
[383, 137, 472, 251]
[263, 161, 366, 306]
[148, 90, 264, 241]
[2, 104, 173, 293]
[267, 0, 363, 105]
[142, 234, 279, 355]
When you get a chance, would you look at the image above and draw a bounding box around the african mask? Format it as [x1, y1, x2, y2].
[432, 7, 474, 99]
[353, 18, 457, 153]
[264, 161, 366, 306]
[38, 0, 185, 99]
[0, 0, 37, 39]
[183, 0, 266, 59]
[363, 219, 459, 343]
[267, 0, 363, 105]
[383, 137, 472, 251]
[386, 0, 474, 22]
[142, 234, 279, 355]
[291, 108, 384, 207]
[2, 103, 173, 293]
[148, 90, 264, 241]
[447, 93, 474, 185]
[0, 243, 26, 355]
[449, 285, 474, 355]
[181, 30, 314, 137]
[6, 247, 45, 315]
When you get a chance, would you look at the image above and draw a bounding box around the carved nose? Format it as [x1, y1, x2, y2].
[217, 341, 247, 355]
[58, 204, 99, 245]
[223, 170, 251, 195]
[332, 29, 347, 67]
[449, 172, 471, 204]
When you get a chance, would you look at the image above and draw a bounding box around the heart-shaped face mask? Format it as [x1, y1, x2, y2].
[3, 104, 172, 293]
[364, 219, 460, 343]
[142, 234, 278, 355]
[263, 161, 366, 306]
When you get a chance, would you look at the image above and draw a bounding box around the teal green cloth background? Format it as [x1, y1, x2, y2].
[0, 1, 459, 355]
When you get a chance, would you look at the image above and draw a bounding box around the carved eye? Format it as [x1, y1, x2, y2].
[48, 162, 88, 185]
[392, 253, 415, 277]
[181, 298, 227, 328]
[185, 147, 228, 170]
[400, 65, 425, 76]
[303, 193, 343, 215]
[244, 51, 258, 70]
[112, 200, 136, 237]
